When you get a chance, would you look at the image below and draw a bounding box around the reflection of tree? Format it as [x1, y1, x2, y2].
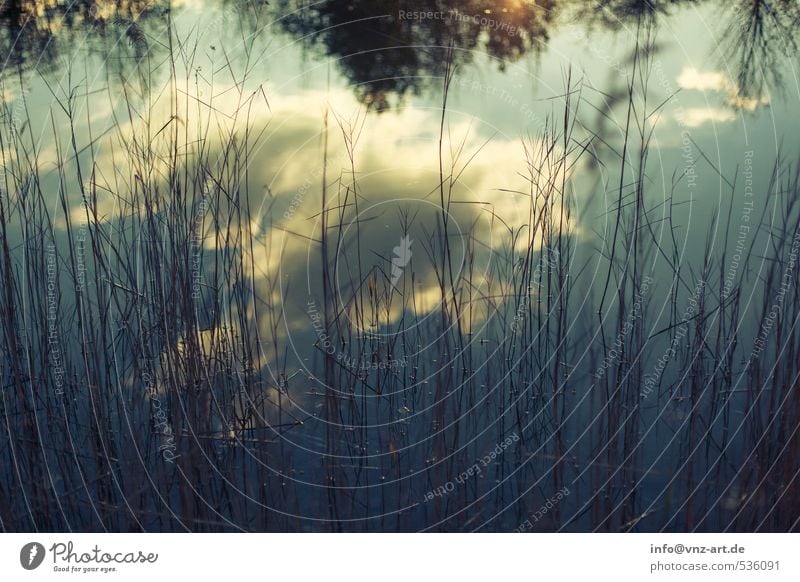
[0, 0, 167, 81]
[1, 0, 59, 72]
[719, 0, 800, 100]
[2, 0, 797, 107]
[272, 0, 557, 109]
[566, 0, 696, 30]
[572, 0, 799, 102]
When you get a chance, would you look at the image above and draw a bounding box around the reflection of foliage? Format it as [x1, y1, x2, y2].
[271, 0, 557, 109]
[566, 0, 696, 30]
[720, 0, 800, 100]
[0, 0, 167, 81]
[220, 0, 272, 33]
[570, 0, 799, 103]
[0, 0, 59, 71]
[2, 0, 797, 107]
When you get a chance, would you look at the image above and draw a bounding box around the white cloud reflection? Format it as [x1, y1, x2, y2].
[674, 66, 769, 127]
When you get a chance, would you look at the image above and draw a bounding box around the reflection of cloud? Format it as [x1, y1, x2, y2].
[675, 66, 769, 125]
[267, 86, 573, 238]
[726, 93, 770, 112]
[676, 68, 729, 92]
[234, 86, 581, 349]
[73, 75, 578, 368]
[675, 107, 736, 128]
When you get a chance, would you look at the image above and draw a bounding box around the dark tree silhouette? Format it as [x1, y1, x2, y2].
[272, 0, 557, 109]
